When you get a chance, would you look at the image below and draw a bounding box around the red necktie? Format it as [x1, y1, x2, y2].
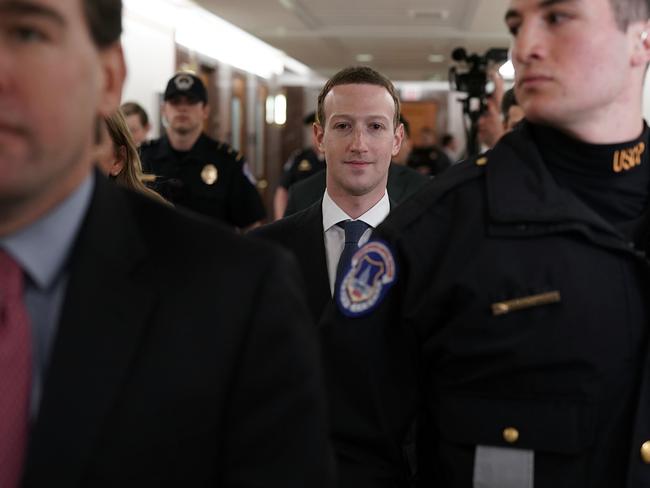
[0, 250, 32, 487]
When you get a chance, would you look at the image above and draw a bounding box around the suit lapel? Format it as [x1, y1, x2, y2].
[23, 176, 155, 486]
[292, 201, 331, 322]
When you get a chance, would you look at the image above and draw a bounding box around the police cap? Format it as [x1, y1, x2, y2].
[164, 73, 208, 104]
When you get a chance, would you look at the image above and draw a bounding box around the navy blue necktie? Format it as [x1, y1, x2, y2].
[335, 220, 369, 292]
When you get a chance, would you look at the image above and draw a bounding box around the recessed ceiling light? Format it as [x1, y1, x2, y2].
[356, 54, 374, 63]
[428, 54, 445, 63]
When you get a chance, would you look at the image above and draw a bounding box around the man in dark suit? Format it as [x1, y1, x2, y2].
[0, 1, 334, 486]
[253, 66, 405, 322]
[253, 66, 406, 485]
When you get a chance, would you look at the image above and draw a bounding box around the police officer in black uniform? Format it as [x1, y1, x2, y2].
[141, 73, 265, 228]
[321, 0, 650, 487]
[273, 112, 326, 219]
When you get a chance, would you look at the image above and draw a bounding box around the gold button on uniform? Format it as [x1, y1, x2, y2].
[641, 441, 650, 463]
[475, 156, 488, 166]
[503, 427, 519, 444]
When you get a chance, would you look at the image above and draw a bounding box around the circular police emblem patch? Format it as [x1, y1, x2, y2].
[201, 164, 218, 185]
[336, 240, 397, 318]
[174, 74, 194, 91]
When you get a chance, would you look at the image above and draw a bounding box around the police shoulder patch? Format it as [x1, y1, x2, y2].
[336, 240, 397, 318]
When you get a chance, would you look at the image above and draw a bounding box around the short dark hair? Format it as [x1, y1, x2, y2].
[609, 0, 650, 30]
[82, 0, 122, 47]
[316, 66, 401, 130]
[121, 102, 149, 127]
[501, 88, 519, 119]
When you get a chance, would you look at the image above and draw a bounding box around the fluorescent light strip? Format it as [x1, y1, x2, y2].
[124, 0, 305, 79]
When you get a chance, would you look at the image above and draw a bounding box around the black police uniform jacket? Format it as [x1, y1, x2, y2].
[140, 134, 265, 227]
[320, 122, 650, 488]
[279, 147, 327, 190]
[21, 173, 335, 487]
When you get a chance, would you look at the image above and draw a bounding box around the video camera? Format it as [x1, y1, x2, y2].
[449, 47, 509, 109]
[449, 47, 508, 157]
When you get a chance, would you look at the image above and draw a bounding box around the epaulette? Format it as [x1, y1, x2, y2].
[216, 141, 244, 163]
[228, 148, 245, 164]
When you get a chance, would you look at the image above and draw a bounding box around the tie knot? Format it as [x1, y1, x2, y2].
[339, 220, 369, 245]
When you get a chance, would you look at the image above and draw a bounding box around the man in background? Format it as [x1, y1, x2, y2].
[273, 112, 326, 219]
[120, 101, 151, 147]
[408, 126, 452, 176]
[501, 87, 525, 132]
[441, 132, 462, 162]
[140, 73, 265, 229]
[0, 0, 334, 486]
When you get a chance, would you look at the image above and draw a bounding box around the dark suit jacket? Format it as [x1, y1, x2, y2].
[251, 201, 330, 323]
[253, 198, 413, 488]
[21, 175, 334, 487]
[284, 164, 428, 217]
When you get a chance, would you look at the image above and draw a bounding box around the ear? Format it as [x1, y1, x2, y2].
[97, 42, 127, 118]
[392, 123, 405, 157]
[110, 160, 125, 176]
[110, 146, 126, 176]
[313, 122, 325, 153]
[630, 20, 650, 67]
[202, 102, 211, 120]
[161, 102, 170, 125]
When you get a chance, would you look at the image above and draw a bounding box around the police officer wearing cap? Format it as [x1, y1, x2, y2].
[141, 72, 265, 228]
[273, 112, 326, 219]
[319, 0, 650, 487]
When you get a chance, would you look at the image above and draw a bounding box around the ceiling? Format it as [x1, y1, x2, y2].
[194, 0, 513, 81]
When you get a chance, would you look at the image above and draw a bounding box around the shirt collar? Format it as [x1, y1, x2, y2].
[322, 189, 390, 232]
[0, 173, 94, 290]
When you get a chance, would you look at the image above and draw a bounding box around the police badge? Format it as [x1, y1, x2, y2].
[336, 240, 397, 318]
[298, 159, 312, 172]
[201, 164, 218, 185]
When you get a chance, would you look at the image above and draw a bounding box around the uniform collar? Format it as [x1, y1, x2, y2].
[156, 133, 208, 159]
[485, 121, 619, 235]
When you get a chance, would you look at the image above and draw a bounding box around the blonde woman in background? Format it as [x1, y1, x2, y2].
[96, 108, 168, 205]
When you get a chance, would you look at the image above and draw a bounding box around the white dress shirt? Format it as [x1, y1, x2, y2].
[322, 190, 390, 295]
